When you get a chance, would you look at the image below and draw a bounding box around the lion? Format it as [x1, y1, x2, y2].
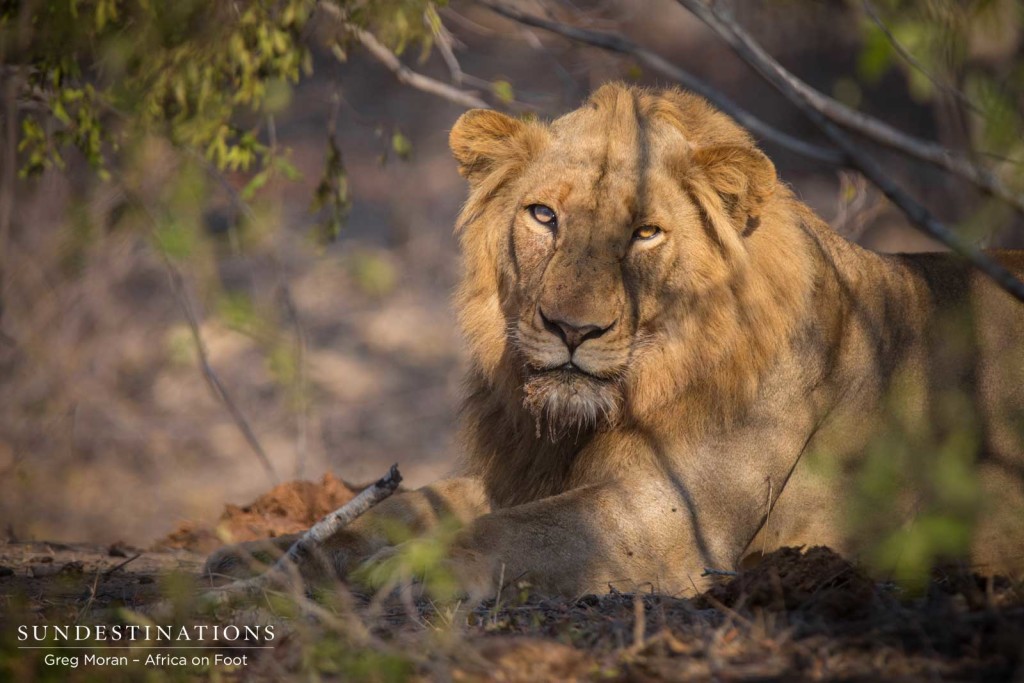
[206, 83, 1024, 596]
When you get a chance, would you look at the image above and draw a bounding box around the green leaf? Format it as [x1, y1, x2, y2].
[857, 24, 893, 83]
[391, 131, 413, 160]
[262, 79, 292, 114]
[492, 79, 514, 104]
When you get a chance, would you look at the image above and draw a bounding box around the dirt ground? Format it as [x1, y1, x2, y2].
[2, 475, 1022, 682]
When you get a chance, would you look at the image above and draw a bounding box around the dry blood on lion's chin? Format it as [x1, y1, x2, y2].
[522, 371, 622, 441]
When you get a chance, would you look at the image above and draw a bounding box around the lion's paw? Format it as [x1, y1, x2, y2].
[202, 535, 298, 582]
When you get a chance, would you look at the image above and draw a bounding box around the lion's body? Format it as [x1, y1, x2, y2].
[207, 84, 1024, 595]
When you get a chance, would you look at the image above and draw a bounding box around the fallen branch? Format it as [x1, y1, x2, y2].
[102, 552, 143, 578]
[202, 464, 403, 606]
[473, 0, 843, 165]
[675, 0, 1024, 304]
[675, 0, 1022, 215]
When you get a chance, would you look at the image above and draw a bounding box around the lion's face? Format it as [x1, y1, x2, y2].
[508, 107, 713, 433]
[451, 85, 781, 436]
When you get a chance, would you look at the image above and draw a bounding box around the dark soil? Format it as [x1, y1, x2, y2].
[2, 477, 1023, 682]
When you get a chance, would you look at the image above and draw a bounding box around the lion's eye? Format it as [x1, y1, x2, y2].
[528, 204, 557, 228]
[633, 225, 661, 241]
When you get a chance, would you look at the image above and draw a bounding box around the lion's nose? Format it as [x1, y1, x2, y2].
[539, 309, 615, 353]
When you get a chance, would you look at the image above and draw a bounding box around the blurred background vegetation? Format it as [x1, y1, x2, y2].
[0, 0, 1022, 586]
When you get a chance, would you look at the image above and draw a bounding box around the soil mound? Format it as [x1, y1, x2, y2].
[158, 472, 359, 553]
[697, 546, 884, 620]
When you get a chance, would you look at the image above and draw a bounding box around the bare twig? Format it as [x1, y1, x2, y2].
[473, 0, 843, 165]
[314, 1, 487, 108]
[162, 263, 280, 482]
[351, 28, 488, 109]
[192, 151, 312, 478]
[675, 0, 1024, 304]
[102, 552, 143, 578]
[319, 1, 495, 109]
[202, 464, 403, 606]
[279, 285, 309, 479]
[425, 4, 465, 85]
[632, 592, 646, 649]
[761, 476, 773, 558]
[315, 2, 488, 112]
[114, 166, 278, 482]
[677, 1, 1023, 215]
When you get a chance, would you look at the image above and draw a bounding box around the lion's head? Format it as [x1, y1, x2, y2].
[451, 84, 811, 440]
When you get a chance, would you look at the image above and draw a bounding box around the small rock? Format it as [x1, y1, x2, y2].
[108, 542, 130, 558]
[29, 564, 61, 578]
[60, 561, 85, 575]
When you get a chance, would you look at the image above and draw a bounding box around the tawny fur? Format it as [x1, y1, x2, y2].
[207, 84, 1024, 597]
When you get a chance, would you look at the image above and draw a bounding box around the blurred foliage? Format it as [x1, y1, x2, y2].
[307, 640, 414, 683]
[1, 0, 444, 240]
[347, 248, 398, 298]
[352, 515, 463, 602]
[850, 0, 1024, 169]
[846, 305, 985, 590]
[847, 1, 1024, 241]
[312, 97, 350, 243]
[0, 0, 450, 463]
[2, 0, 442, 167]
[841, 0, 1023, 586]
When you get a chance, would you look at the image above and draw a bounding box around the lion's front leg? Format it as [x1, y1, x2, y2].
[203, 533, 304, 581]
[202, 476, 490, 584]
[440, 477, 733, 598]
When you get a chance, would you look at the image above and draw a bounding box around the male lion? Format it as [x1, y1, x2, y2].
[207, 83, 1024, 596]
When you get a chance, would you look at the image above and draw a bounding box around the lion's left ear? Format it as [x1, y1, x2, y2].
[449, 110, 543, 185]
[682, 144, 776, 262]
[690, 144, 776, 225]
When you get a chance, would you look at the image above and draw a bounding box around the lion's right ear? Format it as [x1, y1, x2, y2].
[449, 110, 542, 184]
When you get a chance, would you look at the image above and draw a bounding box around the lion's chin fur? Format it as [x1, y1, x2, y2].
[522, 369, 623, 441]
